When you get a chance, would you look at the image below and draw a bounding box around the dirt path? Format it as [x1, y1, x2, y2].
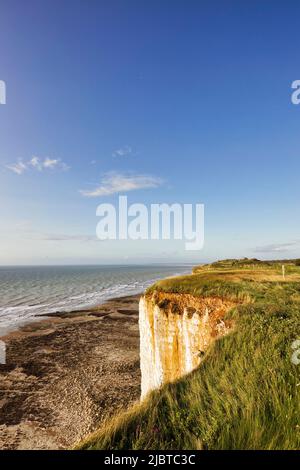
[0, 295, 141, 449]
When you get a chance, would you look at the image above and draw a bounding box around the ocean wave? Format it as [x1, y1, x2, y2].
[0, 267, 190, 335]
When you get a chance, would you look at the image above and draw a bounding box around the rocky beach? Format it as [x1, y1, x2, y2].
[0, 295, 141, 449]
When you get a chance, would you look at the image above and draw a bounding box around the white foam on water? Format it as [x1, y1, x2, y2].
[0, 266, 191, 336]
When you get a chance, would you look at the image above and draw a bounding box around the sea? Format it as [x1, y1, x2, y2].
[0, 264, 191, 335]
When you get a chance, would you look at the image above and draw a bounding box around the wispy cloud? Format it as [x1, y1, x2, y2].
[112, 145, 132, 158]
[29, 156, 42, 170]
[80, 171, 163, 197]
[254, 241, 300, 253]
[41, 233, 97, 242]
[6, 161, 27, 175]
[5, 223, 97, 243]
[5, 156, 70, 174]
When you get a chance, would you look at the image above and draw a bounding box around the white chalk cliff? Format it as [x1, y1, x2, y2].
[139, 292, 235, 399]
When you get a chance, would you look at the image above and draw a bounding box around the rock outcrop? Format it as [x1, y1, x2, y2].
[139, 292, 235, 399]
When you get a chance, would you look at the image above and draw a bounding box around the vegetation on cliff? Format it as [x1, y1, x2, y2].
[76, 259, 300, 450]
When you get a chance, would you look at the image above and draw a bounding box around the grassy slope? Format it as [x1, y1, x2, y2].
[76, 260, 300, 450]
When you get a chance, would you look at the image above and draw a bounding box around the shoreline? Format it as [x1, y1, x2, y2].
[0, 266, 191, 339]
[0, 290, 145, 340]
[0, 293, 142, 450]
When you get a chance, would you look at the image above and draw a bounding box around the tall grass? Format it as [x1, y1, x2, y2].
[76, 265, 300, 450]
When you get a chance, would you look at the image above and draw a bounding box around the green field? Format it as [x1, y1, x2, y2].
[76, 259, 300, 450]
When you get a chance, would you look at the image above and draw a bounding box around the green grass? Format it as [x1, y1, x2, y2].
[193, 257, 300, 273]
[76, 260, 300, 450]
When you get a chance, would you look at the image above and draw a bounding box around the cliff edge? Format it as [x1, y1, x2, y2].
[76, 259, 300, 450]
[139, 292, 235, 398]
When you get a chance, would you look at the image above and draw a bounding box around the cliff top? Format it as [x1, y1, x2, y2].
[146, 258, 300, 302]
[76, 259, 300, 450]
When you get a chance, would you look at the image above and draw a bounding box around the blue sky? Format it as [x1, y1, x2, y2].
[0, 0, 300, 265]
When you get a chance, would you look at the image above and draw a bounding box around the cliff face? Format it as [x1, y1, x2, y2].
[139, 292, 235, 399]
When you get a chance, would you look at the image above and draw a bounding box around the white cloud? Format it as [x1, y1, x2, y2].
[43, 158, 58, 169]
[5, 156, 70, 174]
[112, 145, 132, 157]
[254, 241, 300, 253]
[6, 161, 27, 175]
[80, 171, 163, 197]
[29, 156, 42, 170]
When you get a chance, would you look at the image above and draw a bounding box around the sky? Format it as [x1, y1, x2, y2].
[0, 0, 300, 265]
